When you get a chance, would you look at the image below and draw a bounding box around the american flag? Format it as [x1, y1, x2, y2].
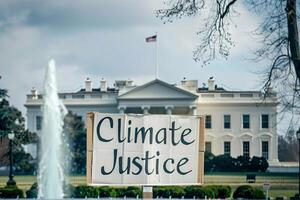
[146, 35, 157, 42]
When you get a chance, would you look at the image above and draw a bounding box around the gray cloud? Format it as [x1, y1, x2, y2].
[0, 0, 162, 32]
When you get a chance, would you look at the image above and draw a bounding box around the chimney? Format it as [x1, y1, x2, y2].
[208, 77, 215, 91]
[85, 77, 92, 92]
[180, 78, 198, 91]
[100, 78, 107, 92]
[31, 87, 38, 99]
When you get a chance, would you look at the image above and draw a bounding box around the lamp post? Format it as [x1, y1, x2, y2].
[296, 128, 300, 196]
[6, 131, 16, 186]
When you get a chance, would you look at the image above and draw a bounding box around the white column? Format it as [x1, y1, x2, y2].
[189, 105, 197, 115]
[118, 106, 126, 114]
[165, 105, 173, 115]
[141, 106, 150, 114]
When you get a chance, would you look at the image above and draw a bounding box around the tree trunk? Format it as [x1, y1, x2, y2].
[287, 0, 300, 83]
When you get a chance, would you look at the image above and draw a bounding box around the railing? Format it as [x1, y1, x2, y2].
[25, 94, 117, 106]
[26, 94, 115, 101]
[26, 92, 277, 103]
[200, 92, 277, 102]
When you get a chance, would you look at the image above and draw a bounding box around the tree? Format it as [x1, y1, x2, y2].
[278, 128, 299, 161]
[63, 111, 86, 174]
[0, 85, 38, 173]
[157, 0, 300, 117]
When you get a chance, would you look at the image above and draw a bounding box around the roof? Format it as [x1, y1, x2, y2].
[197, 87, 261, 94]
[76, 87, 118, 94]
[118, 79, 198, 99]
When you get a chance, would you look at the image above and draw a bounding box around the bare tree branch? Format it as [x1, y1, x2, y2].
[157, 0, 300, 130]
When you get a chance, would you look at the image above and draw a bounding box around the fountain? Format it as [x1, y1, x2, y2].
[38, 60, 67, 199]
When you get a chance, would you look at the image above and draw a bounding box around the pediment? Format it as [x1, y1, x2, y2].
[221, 133, 234, 139]
[239, 132, 253, 139]
[118, 79, 198, 100]
[258, 132, 273, 138]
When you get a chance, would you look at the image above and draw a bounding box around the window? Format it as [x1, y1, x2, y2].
[36, 116, 42, 131]
[205, 115, 212, 129]
[262, 141, 269, 160]
[242, 114, 250, 129]
[224, 115, 231, 129]
[224, 141, 231, 156]
[243, 141, 250, 157]
[220, 93, 234, 98]
[261, 114, 269, 129]
[205, 142, 212, 153]
[240, 93, 253, 98]
[72, 94, 84, 99]
[76, 115, 83, 121]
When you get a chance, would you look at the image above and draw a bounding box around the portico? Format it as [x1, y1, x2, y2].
[117, 79, 198, 115]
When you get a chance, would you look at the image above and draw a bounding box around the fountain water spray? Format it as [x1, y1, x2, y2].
[38, 60, 67, 199]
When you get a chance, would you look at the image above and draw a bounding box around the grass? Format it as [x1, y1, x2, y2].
[204, 173, 298, 185]
[205, 173, 298, 198]
[0, 173, 298, 198]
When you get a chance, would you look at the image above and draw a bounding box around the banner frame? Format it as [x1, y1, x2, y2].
[86, 112, 205, 185]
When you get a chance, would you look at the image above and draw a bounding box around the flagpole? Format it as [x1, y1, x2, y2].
[155, 32, 158, 79]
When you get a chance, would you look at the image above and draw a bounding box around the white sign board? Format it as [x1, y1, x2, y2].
[90, 113, 200, 186]
[263, 182, 271, 190]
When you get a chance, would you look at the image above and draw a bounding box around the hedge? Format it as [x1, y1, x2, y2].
[184, 186, 214, 198]
[205, 185, 231, 198]
[25, 184, 232, 198]
[117, 186, 142, 198]
[205, 153, 269, 172]
[72, 185, 99, 198]
[26, 182, 75, 198]
[0, 185, 24, 198]
[153, 186, 185, 198]
[71, 185, 231, 199]
[233, 185, 265, 199]
[26, 182, 38, 198]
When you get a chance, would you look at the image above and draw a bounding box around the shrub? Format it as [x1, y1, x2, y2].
[250, 156, 269, 172]
[215, 185, 231, 198]
[124, 186, 142, 198]
[233, 185, 265, 199]
[212, 155, 237, 172]
[206, 154, 269, 172]
[205, 185, 231, 198]
[64, 183, 76, 198]
[26, 182, 38, 198]
[26, 182, 75, 198]
[204, 152, 215, 172]
[115, 187, 127, 197]
[73, 185, 99, 198]
[184, 185, 214, 198]
[98, 186, 117, 197]
[0, 185, 24, 198]
[154, 186, 185, 198]
[116, 186, 142, 198]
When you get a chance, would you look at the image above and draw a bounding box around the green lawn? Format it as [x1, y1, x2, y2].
[0, 173, 298, 198]
[205, 173, 298, 198]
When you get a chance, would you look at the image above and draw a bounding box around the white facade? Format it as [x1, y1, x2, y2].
[24, 78, 279, 165]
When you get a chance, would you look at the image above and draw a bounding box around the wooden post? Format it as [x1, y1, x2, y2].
[143, 186, 153, 199]
[86, 112, 94, 185]
[197, 116, 205, 184]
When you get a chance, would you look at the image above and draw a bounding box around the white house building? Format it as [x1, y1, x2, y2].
[24, 78, 279, 165]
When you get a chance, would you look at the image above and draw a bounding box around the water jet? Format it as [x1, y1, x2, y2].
[38, 60, 67, 199]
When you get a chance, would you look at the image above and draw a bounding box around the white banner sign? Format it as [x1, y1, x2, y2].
[91, 113, 200, 185]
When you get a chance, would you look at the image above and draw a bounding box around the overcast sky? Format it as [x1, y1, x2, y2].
[1, 1, 285, 132]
